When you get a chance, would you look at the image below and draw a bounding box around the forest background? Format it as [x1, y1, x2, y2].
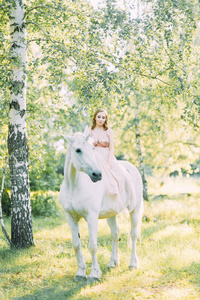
[0, 0, 200, 224]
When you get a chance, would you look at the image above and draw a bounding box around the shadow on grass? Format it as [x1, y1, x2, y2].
[0, 235, 115, 300]
[149, 193, 194, 202]
[142, 223, 167, 239]
[12, 262, 112, 300]
[156, 262, 200, 296]
[186, 262, 200, 293]
[12, 276, 88, 300]
[0, 247, 29, 270]
[0, 212, 168, 299]
[32, 214, 66, 233]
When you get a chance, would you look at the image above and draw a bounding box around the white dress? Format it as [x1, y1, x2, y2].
[90, 128, 136, 217]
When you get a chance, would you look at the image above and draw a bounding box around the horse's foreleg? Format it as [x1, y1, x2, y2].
[107, 216, 120, 268]
[129, 208, 140, 269]
[65, 212, 86, 279]
[87, 214, 102, 280]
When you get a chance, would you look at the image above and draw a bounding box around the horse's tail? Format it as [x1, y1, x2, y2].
[137, 200, 144, 245]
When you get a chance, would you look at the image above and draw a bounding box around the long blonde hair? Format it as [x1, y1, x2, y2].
[91, 108, 109, 130]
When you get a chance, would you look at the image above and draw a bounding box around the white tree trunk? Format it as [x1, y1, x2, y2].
[8, 0, 34, 248]
[135, 95, 148, 201]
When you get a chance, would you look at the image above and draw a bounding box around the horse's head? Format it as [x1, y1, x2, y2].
[63, 131, 102, 182]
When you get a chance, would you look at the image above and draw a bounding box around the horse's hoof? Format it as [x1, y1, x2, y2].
[129, 265, 138, 271]
[107, 265, 111, 270]
[74, 275, 87, 282]
[107, 260, 119, 269]
[87, 277, 100, 285]
[107, 264, 116, 269]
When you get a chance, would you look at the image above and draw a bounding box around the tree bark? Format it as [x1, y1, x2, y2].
[135, 95, 149, 201]
[8, 0, 34, 248]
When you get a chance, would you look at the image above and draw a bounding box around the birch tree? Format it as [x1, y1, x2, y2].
[134, 93, 148, 201]
[8, 0, 34, 248]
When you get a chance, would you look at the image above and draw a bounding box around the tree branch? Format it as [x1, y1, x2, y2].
[152, 141, 199, 156]
[155, 37, 187, 76]
[25, 5, 51, 16]
[138, 72, 170, 85]
[27, 37, 76, 65]
[100, 54, 170, 85]
[26, 21, 48, 36]
[27, 22, 169, 85]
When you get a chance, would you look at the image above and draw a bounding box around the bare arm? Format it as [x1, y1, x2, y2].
[107, 128, 114, 168]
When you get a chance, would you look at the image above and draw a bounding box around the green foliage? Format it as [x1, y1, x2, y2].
[29, 145, 65, 192]
[1, 190, 58, 217]
[0, 0, 199, 189]
[31, 192, 58, 217]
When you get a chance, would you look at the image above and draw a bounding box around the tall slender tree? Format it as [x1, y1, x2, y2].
[8, 0, 34, 248]
[134, 93, 148, 201]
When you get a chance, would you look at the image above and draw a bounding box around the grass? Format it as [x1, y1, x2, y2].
[0, 177, 200, 299]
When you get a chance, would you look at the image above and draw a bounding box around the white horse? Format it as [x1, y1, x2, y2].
[59, 130, 143, 281]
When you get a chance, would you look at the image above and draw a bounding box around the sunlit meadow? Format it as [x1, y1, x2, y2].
[0, 177, 200, 299]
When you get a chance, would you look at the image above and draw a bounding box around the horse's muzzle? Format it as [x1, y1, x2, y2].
[90, 171, 102, 182]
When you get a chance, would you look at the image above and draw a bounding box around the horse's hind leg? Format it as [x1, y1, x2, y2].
[65, 212, 86, 279]
[129, 208, 140, 269]
[107, 216, 120, 268]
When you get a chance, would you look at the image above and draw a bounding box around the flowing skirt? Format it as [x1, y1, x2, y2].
[94, 147, 136, 218]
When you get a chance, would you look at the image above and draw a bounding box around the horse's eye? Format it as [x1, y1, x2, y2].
[76, 148, 82, 154]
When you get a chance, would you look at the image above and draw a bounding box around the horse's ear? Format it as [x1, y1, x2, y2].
[85, 132, 90, 142]
[83, 125, 90, 135]
[62, 134, 75, 143]
[83, 125, 90, 141]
